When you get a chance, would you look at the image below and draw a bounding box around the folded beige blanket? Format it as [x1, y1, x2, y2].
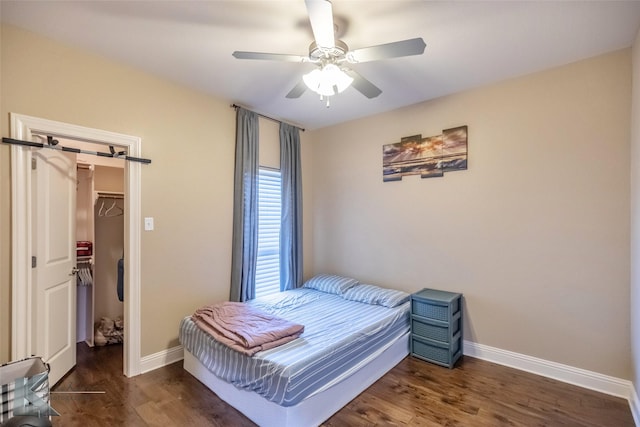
[192, 302, 304, 356]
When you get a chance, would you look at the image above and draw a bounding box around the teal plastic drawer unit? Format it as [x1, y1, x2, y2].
[410, 288, 462, 368]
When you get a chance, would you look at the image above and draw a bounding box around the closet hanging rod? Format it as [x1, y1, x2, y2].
[97, 195, 124, 200]
[96, 192, 124, 200]
[2, 137, 152, 164]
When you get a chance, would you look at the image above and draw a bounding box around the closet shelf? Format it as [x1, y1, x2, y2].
[95, 191, 124, 200]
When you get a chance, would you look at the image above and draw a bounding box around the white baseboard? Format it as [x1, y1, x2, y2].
[463, 340, 632, 400]
[630, 383, 639, 426]
[139, 345, 184, 374]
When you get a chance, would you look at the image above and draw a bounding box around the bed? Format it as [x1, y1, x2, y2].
[179, 275, 411, 427]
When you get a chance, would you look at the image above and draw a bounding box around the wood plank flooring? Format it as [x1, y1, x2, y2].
[49, 343, 635, 426]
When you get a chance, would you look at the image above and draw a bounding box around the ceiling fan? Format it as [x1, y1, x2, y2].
[232, 0, 426, 104]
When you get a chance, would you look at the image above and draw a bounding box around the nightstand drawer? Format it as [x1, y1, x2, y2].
[412, 315, 460, 343]
[411, 290, 460, 321]
[411, 336, 461, 367]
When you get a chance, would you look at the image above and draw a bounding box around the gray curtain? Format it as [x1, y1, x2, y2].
[279, 123, 303, 291]
[230, 107, 259, 302]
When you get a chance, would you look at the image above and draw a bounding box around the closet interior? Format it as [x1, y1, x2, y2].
[76, 157, 125, 348]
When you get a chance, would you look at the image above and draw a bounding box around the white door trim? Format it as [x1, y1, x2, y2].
[10, 113, 143, 377]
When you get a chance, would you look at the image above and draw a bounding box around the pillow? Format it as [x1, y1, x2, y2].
[341, 283, 410, 308]
[302, 274, 359, 295]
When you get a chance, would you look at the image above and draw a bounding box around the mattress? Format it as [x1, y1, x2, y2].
[179, 287, 410, 407]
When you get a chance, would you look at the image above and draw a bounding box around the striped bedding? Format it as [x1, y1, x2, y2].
[179, 287, 410, 407]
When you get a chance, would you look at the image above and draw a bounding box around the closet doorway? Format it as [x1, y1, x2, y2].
[10, 113, 143, 383]
[76, 159, 125, 354]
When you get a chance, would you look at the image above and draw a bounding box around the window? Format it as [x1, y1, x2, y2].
[255, 168, 281, 298]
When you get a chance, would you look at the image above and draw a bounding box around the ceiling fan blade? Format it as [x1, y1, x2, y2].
[232, 51, 309, 63]
[347, 38, 426, 63]
[286, 80, 307, 99]
[344, 69, 382, 99]
[305, 0, 335, 49]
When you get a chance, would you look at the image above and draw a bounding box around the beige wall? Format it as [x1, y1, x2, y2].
[631, 28, 640, 399]
[0, 24, 10, 363]
[311, 50, 632, 379]
[0, 24, 312, 360]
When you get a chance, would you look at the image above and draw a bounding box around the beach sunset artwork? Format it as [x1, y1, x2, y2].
[439, 126, 468, 172]
[382, 126, 468, 181]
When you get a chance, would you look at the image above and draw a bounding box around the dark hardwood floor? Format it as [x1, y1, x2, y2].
[49, 343, 634, 426]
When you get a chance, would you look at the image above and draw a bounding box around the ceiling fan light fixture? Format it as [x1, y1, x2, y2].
[303, 63, 353, 97]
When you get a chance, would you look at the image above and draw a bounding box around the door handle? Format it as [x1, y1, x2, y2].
[69, 267, 79, 276]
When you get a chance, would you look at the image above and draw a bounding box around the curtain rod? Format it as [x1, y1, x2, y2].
[231, 104, 305, 132]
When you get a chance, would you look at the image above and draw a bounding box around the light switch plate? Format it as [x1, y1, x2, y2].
[144, 217, 154, 231]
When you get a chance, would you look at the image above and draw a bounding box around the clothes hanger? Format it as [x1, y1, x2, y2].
[105, 200, 124, 217]
[98, 199, 106, 217]
[104, 200, 123, 217]
[76, 260, 92, 286]
[84, 265, 93, 286]
[104, 200, 117, 216]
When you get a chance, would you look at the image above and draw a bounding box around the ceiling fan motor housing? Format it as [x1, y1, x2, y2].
[309, 39, 349, 61]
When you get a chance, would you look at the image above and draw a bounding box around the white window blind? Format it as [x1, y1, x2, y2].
[255, 168, 281, 298]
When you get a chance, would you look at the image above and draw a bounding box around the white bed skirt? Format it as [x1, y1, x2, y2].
[183, 331, 410, 427]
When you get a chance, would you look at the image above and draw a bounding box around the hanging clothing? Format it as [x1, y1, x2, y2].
[117, 257, 124, 302]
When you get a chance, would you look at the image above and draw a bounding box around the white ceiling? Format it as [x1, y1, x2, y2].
[2, 1, 640, 130]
